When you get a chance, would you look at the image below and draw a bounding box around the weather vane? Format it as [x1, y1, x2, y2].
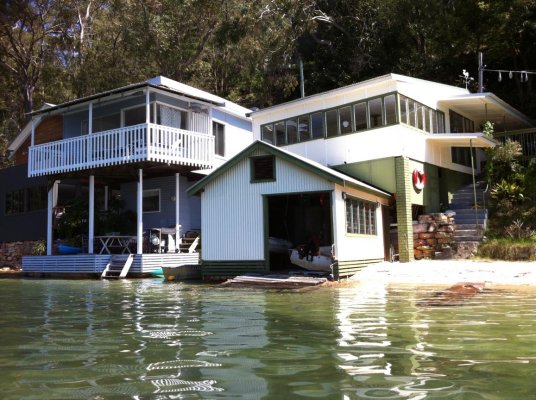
[460, 69, 474, 89]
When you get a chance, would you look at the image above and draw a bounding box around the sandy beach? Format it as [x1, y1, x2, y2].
[350, 259, 536, 287]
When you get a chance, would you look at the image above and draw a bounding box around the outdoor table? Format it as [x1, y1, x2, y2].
[95, 235, 136, 254]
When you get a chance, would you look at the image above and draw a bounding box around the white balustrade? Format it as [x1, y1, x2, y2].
[28, 123, 215, 176]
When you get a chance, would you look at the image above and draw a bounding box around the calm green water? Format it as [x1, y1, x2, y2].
[0, 279, 535, 399]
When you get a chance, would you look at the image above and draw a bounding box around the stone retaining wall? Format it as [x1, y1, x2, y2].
[413, 213, 456, 259]
[0, 241, 40, 269]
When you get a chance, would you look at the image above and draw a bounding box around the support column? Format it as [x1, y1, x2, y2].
[395, 156, 414, 262]
[46, 183, 54, 256]
[104, 185, 109, 212]
[87, 102, 93, 162]
[88, 175, 95, 254]
[175, 173, 180, 235]
[137, 169, 143, 254]
[145, 89, 150, 123]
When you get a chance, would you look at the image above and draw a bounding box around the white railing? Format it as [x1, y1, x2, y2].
[28, 123, 215, 176]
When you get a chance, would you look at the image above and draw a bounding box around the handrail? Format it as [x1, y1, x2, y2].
[28, 123, 214, 176]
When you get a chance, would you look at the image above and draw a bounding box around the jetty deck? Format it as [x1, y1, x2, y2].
[222, 274, 328, 289]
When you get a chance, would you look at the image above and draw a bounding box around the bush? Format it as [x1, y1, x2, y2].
[478, 238, 536, 261]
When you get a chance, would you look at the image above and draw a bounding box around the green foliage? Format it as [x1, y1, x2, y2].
[56, 195, 136, 241]
[482, 121, 494, 137]
[490, 180, 524, 203]
[32, 240, 46, 256]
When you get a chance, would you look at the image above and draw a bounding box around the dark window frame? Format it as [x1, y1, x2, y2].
[213, 121, 225, 157]
[250, 155, 276, 183]
[5, 189, 26, 215]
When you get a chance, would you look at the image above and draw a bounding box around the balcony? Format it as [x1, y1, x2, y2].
[28, 123, 215, 177]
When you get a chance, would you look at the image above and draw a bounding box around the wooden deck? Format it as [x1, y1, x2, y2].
[22, 253, 200, 277]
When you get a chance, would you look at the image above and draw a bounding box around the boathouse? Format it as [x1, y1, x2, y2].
[187, 141, 390, 280]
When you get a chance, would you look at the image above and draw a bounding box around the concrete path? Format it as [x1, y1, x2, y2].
[351, 260, 536, 286]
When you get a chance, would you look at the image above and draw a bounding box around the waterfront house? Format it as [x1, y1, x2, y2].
[4, 76, 252, 276]
[188, 74, 534, 279]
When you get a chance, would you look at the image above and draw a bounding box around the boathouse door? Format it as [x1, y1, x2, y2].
[265, 191, 333, 271]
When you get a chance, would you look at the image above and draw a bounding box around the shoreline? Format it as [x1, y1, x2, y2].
[349, 259, 536, 287]
[2, 260, 536, 287]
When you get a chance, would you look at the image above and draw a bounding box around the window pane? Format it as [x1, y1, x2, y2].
[143, 190, 160, 213]
[423, 107, 430, 132]
[358, 202, 365, 233]
[124, 106, 146, 127]
[286, 119, 298, 144]
[399, 95, 408, 124]
[450, 110, 463, 133]
[261, 124, 274, 144]
[416, 105, 424, 130]
[158, 105, 187, 129]
[339, 106, 352, 134]
[438, 112, 445, 133]
[5, 189, 25, 215]
[311, 112, 324, 139]
[384, 94, 396, 125]
[326, 109, 338, 137]
[408, 99, 416, 127]
[213, 122, 225, 156]
[354, 102, 367, 131]
[91, 114, 121, 133]
[298, 116, 310, 142]
[464, 118, 475, 133]
[368, 98, 383, 128]
[431, 111, 438, 133]
[275, 121, 286, 146]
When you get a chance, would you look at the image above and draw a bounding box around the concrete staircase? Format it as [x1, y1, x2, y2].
[448, 181, 488, 258]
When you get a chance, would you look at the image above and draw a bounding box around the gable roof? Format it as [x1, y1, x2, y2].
[7, 103, 55, 158]
[187, 140, 391, 198]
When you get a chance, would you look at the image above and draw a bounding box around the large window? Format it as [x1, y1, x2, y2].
[451, 147, 476, 167]
[399, 95, 445, 133]
[449, 110, 474, 133]
[123, 106, 146, 126]
[82, 113, 121, 134]
[213, 122, 225, 157]
[345, 196, 377, 235]
[260, 92, 403, 147]
[143, 189, 160, 213]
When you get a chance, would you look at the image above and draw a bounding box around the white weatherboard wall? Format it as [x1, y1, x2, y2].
[201, 149, 334, 261]
[332, 185, 387, 261]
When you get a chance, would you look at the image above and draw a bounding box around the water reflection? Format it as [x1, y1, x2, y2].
[1, 280, 535, 399]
